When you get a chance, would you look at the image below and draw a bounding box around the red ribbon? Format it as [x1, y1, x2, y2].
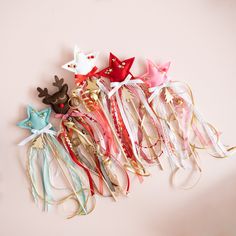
[58, 124, 95, 195]
[75, 66, 98, 85]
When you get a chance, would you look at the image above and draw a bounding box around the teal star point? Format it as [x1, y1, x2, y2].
[17, 105, 51, 132]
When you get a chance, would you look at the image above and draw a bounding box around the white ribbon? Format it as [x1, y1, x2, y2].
[148, 81, 170, 103]
[18, 123, 57, 146]
[193, 109, 230, 157]
[108, 74, 143, 98]
[171, 82, 231, 157]
[135, 86, 185, 168]
[96, 80, 110, 95]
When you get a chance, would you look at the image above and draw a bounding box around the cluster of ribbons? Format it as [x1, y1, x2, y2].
[17, 47, 235, 218]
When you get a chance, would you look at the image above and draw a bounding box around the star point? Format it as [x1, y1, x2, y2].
[97, 53, 135, 82]
[62, 46, 98, 75]
[141, 60, 171, 87]
[17, 106, 51, 132]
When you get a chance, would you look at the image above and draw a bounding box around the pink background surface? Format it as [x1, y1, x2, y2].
[1, 0, 236, 235]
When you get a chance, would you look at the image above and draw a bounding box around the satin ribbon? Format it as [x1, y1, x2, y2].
[193, 109, 229, 157]
[98, 79, 154, 164]
[18, 123, 57, 146]
[134, 85, 185, 168]
[108, 74, 143, 98]
[75, 66, 98, 85]
[97, 80, 109, 95]
[171, 82, 231, 157]
[148, 81, 170, 103]
[115, 92, 142, 164]
[60, 131, 95, 195]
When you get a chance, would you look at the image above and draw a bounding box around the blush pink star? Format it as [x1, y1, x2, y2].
[140, 60, 171, 87]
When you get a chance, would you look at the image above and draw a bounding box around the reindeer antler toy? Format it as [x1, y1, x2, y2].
[37, 76, 70, 114]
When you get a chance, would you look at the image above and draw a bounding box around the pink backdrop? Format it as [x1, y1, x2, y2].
[1, 0, 236, 235]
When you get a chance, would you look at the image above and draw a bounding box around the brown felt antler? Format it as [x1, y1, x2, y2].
[53, 75, 64, 90]
[37, 87, 50, 98]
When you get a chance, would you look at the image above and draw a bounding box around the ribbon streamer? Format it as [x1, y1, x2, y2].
[108, 74, 143, 98]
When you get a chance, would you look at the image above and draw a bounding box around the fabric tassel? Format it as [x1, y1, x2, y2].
[17, 106, 91, 217]
[64, 91, 130, 197]
[96, 53, 160, 176]
[140, 60, 235, 172]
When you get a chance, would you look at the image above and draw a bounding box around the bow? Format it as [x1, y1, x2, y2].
[75, 66, 98, 85]
[108, 74, 143, 98]
[18, 123, 57, 146]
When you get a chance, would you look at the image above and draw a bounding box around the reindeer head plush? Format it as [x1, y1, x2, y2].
[37, 76, 70, 114]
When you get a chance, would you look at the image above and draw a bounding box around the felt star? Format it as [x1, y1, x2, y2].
[97, 53, 135, 83]
[140, 60, 171, 87]
[62, 46, 98, 75]
[86, 79, 99, 92]
[17, 106, 51, 132]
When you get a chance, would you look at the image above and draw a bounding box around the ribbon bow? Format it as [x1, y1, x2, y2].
[75, 66, 98, 85]
[108, 74, 143, 98]
[18, 123, 57, 146]
[148, 81, 170, 103]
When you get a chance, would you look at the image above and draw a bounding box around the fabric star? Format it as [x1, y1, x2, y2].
[17, 106, 51, 132]
[62, 46, 98, 75]
[140, 60, 170, 87]
[86, 79, 99, 91]
[97, 53, 135, 83]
